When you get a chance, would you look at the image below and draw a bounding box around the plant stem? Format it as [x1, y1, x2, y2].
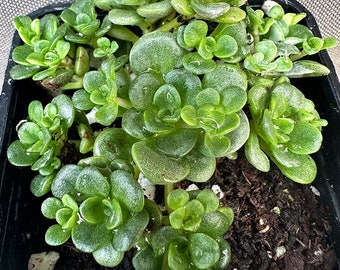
[156, 16, 186, 32]
[164, 183, 174, 212]
[290, 51, 307, 61]
[116, 96, 132, 109]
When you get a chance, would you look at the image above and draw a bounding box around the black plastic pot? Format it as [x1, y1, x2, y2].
[0, 1, 339, 269]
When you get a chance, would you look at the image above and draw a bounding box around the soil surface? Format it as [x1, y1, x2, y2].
[25, 153, 338, 270]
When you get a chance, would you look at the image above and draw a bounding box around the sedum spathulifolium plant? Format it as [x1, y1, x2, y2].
[6, 0, 337, 268]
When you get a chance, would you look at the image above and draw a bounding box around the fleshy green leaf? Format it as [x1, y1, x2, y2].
[76, 166, 110, 197]
[154, 129, 197, 158]
[182, 52, 216, 75]
[72, 222, 111, 253]
[112, 210, 149, 251]
[30, 173, 55, 197]
[183, 20, 208, 48]
[45, 224, 71, 246]
[93, 128, 137, 162]
[132, 140, 190, 184]
[245, 132, 270, 172]
[132, 246, 162, 270]
[167, 189, 189, 210]
[196, 189, 219, 213]
[93, 242, 124, 267]
[287, 122, 323, 154]
[80, 196, 106, 224]
[189, 233, 220, 269]
[51, 164, 82, 199]
[168, 237, 190, 270]
[41, 197, 63, 219]
[7, 140, 40, 166]
[129, 31, 184, 75]
[110, 170, 144, 212]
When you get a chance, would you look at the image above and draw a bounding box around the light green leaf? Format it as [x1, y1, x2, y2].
[30, 173, 55, 197]
[287, 122, 323, 154]
[110, 170, 144, 212]
[72, 222, 111, 253]
[108, 9, 143, 26]
[245, 132, 270, 172]
[183, 20, 208, 48]
[182, 52, 216, 75]
[7, 140, 39, 166]
[154, 129, 197, 158]
[167, 189, 189, 210]
[168, 237, 190, 270]
[129, 31, 184, 75]
[41, 197, 63, 219]
[132, 140, 190, 184]
[93, 242, 124, 267]
[80, 196, 106, 224]
[76, 166, 110, 197]
[185, 148, 216, 182]
[51, 164, 82, 199]
[189, 233, 220, 269]
[112, 210, 149, 251]
[190, 0, 230, 19]
[45, 224, 71, 246]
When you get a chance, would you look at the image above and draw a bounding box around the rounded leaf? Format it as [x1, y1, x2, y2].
[76, 166, 110, 198]
[93, 128, 137, 162]
[51, 164, 82, 199]
[136, 0, 174, 20]
[189, 233, 220, 269]
[287, 122, 323, 154]
[112, 210, 149, 252]
[110, 170, 145, 212]
[154, 129, 197, 158]
[197, 211, 232, 238]
[108, 9, 143, 26]
[132, 140, 190, 184]
[45, 224, 71, 246]
[214, 35, 238, 58]
[80, 196, 106, 224]
[72, 222, 112, 253]
[185, 148, 216, 182]
[191, 0, 230, 19]
[168, 237, 190, 270]
[17, 121, 40, 143]
[245, 132, 270, 172]
[183, 20, 208, 48]
[7, 140, 39, 166]
[220, 86, 247, 114]
[165, 68, 201, 106]
[30, 173, 55, 197]
[93, 242, 124, 267]
[182, 52, 216, 75]
[203, 63, 247, 92]
[41, 197, 63, 219]
[129, 72, 165, 110]
[151, 226, 180, 256]
[197, 189, 219, 213]
[51, 94, 75, 128]
[132, 246, 162, 270]
[271, 147, 317, 184]
[167, 189, 189, 210]
[129, 31, 184, 75]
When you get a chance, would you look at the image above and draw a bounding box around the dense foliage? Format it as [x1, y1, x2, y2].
[7, 0, 337, 268]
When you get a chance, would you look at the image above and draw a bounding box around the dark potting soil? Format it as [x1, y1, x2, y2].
[23, 152, 338, 270]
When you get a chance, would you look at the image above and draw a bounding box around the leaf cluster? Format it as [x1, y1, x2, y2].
[133, 189, 234, 270]
[6, 0, 338, 268]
